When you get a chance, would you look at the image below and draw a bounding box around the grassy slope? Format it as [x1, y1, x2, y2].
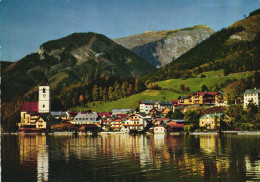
[71, 70, 256, 112]
[155, 70, 253, 92]
[72, 90, 180, 112]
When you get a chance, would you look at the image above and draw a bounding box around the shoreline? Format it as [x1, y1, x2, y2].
[2, 131, 260, 135]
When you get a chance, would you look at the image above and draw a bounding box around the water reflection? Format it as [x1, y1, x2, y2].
[19, 135, 49, 182]
[2, 134, 260, 181]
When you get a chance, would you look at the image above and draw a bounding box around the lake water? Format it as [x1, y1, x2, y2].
[1, 134, 260, 182]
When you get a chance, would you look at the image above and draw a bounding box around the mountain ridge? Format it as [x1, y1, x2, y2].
[114, 25, 214, 67]
[144, 11, 260, 82]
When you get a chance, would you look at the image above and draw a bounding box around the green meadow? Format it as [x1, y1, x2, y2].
[71, 70, 255, 112]
[154, 69, 253, 92]
[71, 90, 179, 112]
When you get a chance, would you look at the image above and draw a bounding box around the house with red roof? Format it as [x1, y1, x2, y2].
[178, 92, 224, 106]
[166, 121, 184, 133]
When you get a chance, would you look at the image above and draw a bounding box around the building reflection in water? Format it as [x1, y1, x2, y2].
[19, 135, 49, 182]
[16, 134, 260, 181]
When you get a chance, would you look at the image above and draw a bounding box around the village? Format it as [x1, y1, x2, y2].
[18, 86, 260, 135]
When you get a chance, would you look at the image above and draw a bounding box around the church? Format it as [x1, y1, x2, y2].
[18, 86, 52, 133]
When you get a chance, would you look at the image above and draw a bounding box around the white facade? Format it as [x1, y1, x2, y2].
[139, 103, 153, 114]
[244, 88, 260, 108]
[122, 114, 147, 131]
[71, 112, 101, 126]
[154, 126, 165, 134]
[38, 86, 51, 113]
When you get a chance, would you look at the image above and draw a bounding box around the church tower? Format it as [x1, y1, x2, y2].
[38, 86, 51, 113]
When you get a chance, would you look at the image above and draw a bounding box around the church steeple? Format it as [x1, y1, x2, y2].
[38, 86, 51, 113]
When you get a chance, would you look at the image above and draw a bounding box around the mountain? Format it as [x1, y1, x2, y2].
[114, 25, 214, 67]
[0, 61, 13, 72]
[146, 9, 260, 82]
[1, 32, 155, 119]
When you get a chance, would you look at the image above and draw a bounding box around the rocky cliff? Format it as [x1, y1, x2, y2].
[114, 25, 214, 67]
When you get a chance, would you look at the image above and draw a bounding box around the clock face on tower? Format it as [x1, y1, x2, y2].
[43, 94, 46, 98]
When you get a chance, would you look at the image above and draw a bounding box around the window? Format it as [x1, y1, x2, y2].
[43, 88, 46, 93]
[43, 104, 45, 108]
[76, 118, 78, 120]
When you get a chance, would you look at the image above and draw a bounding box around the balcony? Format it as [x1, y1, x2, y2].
[130, 118, 139, 121]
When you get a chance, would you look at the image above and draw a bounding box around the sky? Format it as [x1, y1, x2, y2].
[0, 0, 259, 62]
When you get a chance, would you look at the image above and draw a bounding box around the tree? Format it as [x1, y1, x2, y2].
[184, 110, 201, 129]
[166, 111, 173, 119]
[79, 94, 84, 106]
[224, 80, 246, 104]
[184, 86, 190, 92]
[2, 113, 19, 132]
[180, 84, 185, 91]
[127, 84, 134, 96]
[114, 82, 121, 99]
[134, 79, 145, 93]
[200, 74, 206, 78]
[85, 90, 91, 102]
[108, 86, 114, 101]
[102, 88, 108, 101]
[92, 85, 99, 101]
[212, 84, 220, 92]
[122, 81, 129, 97]
[99, 87, 103, 101]
[247, 101, 259, 115]
[172, 109, 184, 119]
[201, 84, 209, 92]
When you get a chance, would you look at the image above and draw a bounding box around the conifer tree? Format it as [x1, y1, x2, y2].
[92, 85, 99, 101]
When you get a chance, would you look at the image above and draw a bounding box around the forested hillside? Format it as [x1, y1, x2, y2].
[145, 11, 260, 83]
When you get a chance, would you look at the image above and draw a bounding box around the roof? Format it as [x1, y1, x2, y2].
[21, 102, 38, 112]
[112, 109, 132, 114]
[172, 119, 188, 123]
[157, 118, 170, 122]
[172, 100, 178, 104]
[194, 92, 220, 96]
[140, 100, 155, 105]
[80, 124, 98, 128]
[98, 112, 111, 118]
[116, 114, 127, 118]
[184, 92, 221, 99]
[154, 125, 164, 128]
[244, 88, 260, 94]
[157, 101, 172, 105]
[169, 124, 184, 128]
[200, 113, 224, 119]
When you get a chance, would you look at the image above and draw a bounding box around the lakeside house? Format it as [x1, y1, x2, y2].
[166, 121, 185, 133]
[154, 125, 165, 134]
[243, 88, 260, 108]
[121, 113, 150, 133]
[71, 111, 101, 127]
[199, 113, 231, 129]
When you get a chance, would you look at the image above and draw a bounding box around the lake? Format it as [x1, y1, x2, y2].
[1, 134, 260, 182]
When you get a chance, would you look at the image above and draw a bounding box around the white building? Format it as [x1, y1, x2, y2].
[244, 88, 260, 108]
[38, 86, 51, 113]
[121, 114, 148, 132]
[154, 101, 173, 110]
[71, 111, 101, 126]
[154, 125, 165, 134]
[139, 100, 173, 114]
[139, 100, 155, 114]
